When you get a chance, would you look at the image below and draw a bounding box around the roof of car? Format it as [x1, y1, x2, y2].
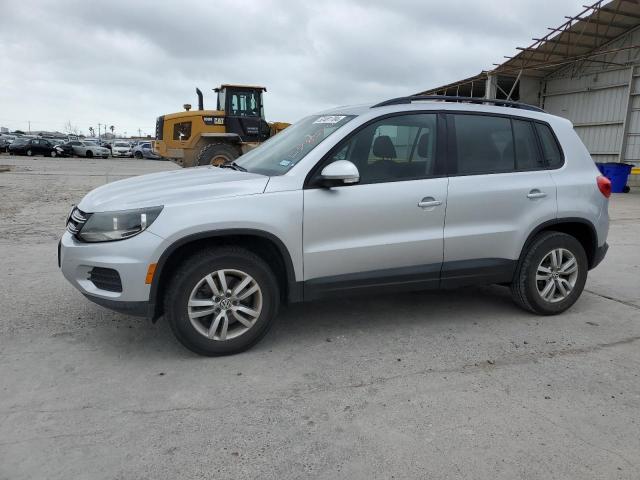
[319, 97, 560, 124]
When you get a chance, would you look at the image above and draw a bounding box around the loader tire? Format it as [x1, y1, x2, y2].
[197, 143, 240, 167]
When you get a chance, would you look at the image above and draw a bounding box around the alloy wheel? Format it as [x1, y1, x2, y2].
[536, 248, 578, 303]
[187, 269, 263, 341]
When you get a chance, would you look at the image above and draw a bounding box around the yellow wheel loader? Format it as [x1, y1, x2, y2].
[153, 85, 290, 167]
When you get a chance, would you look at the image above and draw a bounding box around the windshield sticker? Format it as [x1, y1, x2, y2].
[313, 115, 346, 124]
[279, 160, 292, 167]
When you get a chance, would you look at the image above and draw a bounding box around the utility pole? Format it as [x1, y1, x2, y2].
[28, 120, 31, 133]
[138, 128, 142, 138]
[97, 123, 102, 139]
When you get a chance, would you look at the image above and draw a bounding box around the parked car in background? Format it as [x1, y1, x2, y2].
[54, 141, 76, 157]
[9, 137, 57, 157]
[68, 140, 110, 158]
[111, 141, 132, 158]
[99, 141, 112, 153]
[132, 142, 161, 159]
[0, 136, 12, 152]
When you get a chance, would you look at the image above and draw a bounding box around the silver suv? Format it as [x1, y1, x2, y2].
[59, 96, 611, 356]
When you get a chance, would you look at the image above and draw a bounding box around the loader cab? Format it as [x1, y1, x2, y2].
[215, 84, 271, 143]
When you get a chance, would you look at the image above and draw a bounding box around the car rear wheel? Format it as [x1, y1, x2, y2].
[26, 149, 33, 156]
[50, 150, 57, 158]
[510, 231, 588, 315]
[134, 151, 143, 159]
[165, 247, 280, 356]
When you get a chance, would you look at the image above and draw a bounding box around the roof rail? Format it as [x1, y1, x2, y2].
[371, 95, 545, 112]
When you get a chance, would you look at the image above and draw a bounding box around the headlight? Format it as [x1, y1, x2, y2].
[78, 206, 163, 242]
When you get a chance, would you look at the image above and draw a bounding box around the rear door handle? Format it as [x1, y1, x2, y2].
[418, 197, 442, 209]
[527, 189, 547, 199]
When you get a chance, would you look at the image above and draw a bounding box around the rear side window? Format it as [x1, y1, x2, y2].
[535, 123, 563, 168]
[452, 115, 514, 174]
[513, 119, 545, 170]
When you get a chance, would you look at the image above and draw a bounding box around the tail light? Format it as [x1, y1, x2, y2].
[597, 175, 611, 198]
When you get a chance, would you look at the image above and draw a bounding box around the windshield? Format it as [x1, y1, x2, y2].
[13, 138, 28, 145]
[235, 114, 355, 176]
[114, 142, 129, 147]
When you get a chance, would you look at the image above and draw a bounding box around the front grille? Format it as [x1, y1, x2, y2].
[88, 267, 122, 292]
[66, 207, 88, 236]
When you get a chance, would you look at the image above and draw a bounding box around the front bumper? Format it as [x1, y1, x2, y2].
[58, 230, 166, 315]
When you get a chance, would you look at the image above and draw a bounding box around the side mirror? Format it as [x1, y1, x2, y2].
[320, 160, 360, 187]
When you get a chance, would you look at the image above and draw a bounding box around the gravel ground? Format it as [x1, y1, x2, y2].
[1, 155, 639, 480]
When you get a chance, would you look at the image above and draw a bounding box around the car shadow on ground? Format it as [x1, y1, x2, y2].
[74, 284, 526, 359]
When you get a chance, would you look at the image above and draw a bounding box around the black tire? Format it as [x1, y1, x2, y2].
[26, 149, 33, 156]
[165, 246, 280, 356]
[134, 151, 143, 159]
[510, 231, 588, 315]
[50, 150, 57, 158]
[196, 143, 240, 167]
[86, 150, 93, 158]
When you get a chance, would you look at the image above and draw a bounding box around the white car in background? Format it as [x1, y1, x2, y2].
[111, 141, 132, 158]
[69, 141, 110, 159]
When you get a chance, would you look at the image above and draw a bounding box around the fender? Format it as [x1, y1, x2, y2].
[520, 217, 598, 267]
[149, 229, 301, 320]
[200, 133, 242, 143]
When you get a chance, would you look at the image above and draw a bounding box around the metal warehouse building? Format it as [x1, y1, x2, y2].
[420, 0, 640, 173]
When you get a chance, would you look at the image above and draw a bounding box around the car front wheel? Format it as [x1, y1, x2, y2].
[165, 247, 280, 356]
[511, 231, 588, 315]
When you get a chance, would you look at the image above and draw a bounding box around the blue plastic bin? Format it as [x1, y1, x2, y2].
[600, 163, 633, 193]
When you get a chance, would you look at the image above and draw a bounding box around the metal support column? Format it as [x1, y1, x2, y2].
[619, 65, 636, 163]
[485, 73, 497, 99]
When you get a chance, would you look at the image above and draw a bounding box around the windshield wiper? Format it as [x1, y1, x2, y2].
[220, 161, 247, 172]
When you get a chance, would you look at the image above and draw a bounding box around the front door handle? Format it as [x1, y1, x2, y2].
[418, 197, 442, 209]
[527, 189, 547, 199]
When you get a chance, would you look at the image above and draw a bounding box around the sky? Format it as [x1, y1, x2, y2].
[0, 0, 587, 137]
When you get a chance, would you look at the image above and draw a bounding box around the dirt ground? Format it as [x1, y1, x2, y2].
[1, 155, 639, 480]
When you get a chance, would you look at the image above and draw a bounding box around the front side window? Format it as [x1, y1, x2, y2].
[173, 121, 192, 141]
[229, 91, 260, 117]
[321, 114, 438, 185]
[235, 114, 355, 176]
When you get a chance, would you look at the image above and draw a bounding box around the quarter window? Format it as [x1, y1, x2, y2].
[323, 114, 438, 185]
[535, 123, 563, 168]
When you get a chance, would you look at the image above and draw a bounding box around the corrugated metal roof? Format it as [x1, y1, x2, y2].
[494, 0, 640, 77]
[420, 0, 640, 94]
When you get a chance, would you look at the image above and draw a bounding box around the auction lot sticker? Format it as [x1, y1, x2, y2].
[313, 115, 346, 124]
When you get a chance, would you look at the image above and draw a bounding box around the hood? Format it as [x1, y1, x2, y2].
[78, 166, 269, 212]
